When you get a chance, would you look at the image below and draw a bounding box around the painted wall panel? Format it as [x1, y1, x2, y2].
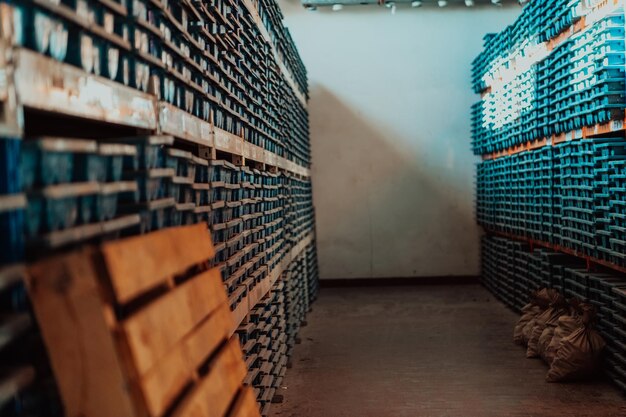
[283, 2, 519, 279]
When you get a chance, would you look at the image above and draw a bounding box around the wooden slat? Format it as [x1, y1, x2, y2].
[102, 224, 214, 304]
[171, 338, 247, 417]
[228, 387, 262, 417]
[229, 233, 314, 335]
[181, 302, 233, 367]
[139, 303, 233, 417]
[170, 223, 214, 269]
[123, 267, 227, 376]
[26, 250, 137, 417]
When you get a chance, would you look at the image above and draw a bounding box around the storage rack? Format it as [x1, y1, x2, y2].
[473, 0, 626, 394]
[0, 1, 318, 416]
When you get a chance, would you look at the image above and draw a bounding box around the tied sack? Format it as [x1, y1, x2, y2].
[538, 299, 584, 364]
[526, 292, 568, 358]
[519, 289, 554, 346]
[514, 303, 542, 345]
[537, 326, 556, 363]
[546, 308, 605, 382]
[541, 299, 585, 365]
[541, 314, 580, 365]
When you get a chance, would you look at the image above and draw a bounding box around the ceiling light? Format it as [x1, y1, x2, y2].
[332, 3, 343, 11]
[411, 0, 422, 6]
[438, 0, 448, 6]
[465, 0, 475, 6]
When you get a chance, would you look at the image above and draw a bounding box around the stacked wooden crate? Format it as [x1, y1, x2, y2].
[0, 0, 318, 415]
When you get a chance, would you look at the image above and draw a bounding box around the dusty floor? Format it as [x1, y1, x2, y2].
[270, 285, 626, 417]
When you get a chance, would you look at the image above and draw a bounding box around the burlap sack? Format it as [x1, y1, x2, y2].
[537, 325, 556, 363]
[546, 325, 605, 382]
[542, 315, 580, 365]
[522, 317, 538, 345]
[517, 289, 554, 346]
[526, 307, 565, 358]
[526, 292, 567, 358]
[514, 303, 542, 345]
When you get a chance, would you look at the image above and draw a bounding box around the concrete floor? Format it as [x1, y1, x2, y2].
[270, 285, 626, 417]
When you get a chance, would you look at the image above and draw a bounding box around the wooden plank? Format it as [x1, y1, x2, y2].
[14, 48, 157, 129]
[139, 303, 233, 417]
[228, 387, 262, 417]
[139, 343, 191, 417]
[159, 102, 212, 147]
[102, 224, 214, 304]
[101, 227, 177, 303]
[122, 267, 227, 376]
[26, 250, 138, 417]
[170, 224, 215, 273]
[181, 302, 233, 369]
[171, 337, 248, 417]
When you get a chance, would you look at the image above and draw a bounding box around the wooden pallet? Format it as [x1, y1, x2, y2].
[25, 224, 261, 417]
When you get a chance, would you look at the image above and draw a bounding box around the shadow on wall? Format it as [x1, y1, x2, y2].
[309, 85, 480, 280]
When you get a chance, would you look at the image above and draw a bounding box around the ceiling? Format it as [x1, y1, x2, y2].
[301, 0, 524, 9]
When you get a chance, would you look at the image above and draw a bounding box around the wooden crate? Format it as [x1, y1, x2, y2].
[26, 224, 261, 417]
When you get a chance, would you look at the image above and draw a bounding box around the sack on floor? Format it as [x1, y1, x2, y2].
[546, 326, 605, 382]
[526, 291, 568, 358]
[546, 304, 605, 382]
[518, 289, 553, 346]
[538, 299, 583, 364]
[514, 303, 543, 345]
[541, 314, 581, 365]
[537, 326, 556, 362]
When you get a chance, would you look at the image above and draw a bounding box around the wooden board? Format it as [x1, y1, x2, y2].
[171, 337, 248, 417]
[138, 302, 233, 417]
[122, 267, 226, 375]
[228, 387, 262, 417]
[102, 224, 214, 304]
[26, 249, 138, 417]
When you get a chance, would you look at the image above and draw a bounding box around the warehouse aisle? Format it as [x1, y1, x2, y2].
[270, 285, 626, 417]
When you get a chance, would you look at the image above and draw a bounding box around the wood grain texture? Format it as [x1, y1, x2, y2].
[123, 268, 227, 375]
[26, 249, 137, 417]
[138, 302, 233, 417]
[102, 224, 214, 304]
[228, 387, 262, 417]
[171, 337, 249, 417]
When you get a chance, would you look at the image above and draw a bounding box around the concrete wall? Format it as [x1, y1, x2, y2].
[282, 2, 519, 279]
